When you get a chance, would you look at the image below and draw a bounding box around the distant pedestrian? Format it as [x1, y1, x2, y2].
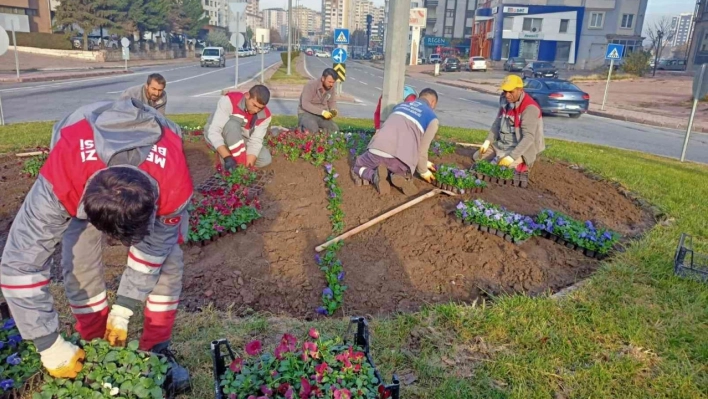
[298, 68, 339, 134]
[120, 73, 168, 115]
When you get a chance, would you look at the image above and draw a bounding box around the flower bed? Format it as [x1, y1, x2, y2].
[454, 199, 541, 244]
[0, 304, 41, 399]
[35, 338, 171, 399]
[179, 124, 204, 143]
[472, 160, 529, 188]
[267, 129, 347, 167]
[211, 318, 399, 399]
[536, 210, 620, 258]
[432, 164, 487, 194]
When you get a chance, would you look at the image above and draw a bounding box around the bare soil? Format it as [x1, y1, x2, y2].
[0, 143, 654, 318]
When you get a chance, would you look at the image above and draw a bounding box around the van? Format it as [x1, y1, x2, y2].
[201, 47, 226, 68]
[657, 58, 687, 71]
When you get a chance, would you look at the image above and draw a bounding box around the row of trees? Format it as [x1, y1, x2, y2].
[55, 0, 209, 51]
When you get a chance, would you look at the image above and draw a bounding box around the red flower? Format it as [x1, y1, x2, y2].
[281, 333, 298, 351]
[278, 383, 291, 395]
[274, 342, 289, 360]
[348, 346, 365, 361]
[308, 328, 320, 340]
[299, 377, 311, 399]
[303, 342, 319, 359]
[245, 340, 262, 356]
[353, 364, 361, 373]
[317, 146, 324, 153]
[378, 385, 392, 399]
[229, 358, 243, 373]
[315, 362, 328, 375]
[333, 388, 351, 399]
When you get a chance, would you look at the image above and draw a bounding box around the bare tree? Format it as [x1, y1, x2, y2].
[645, 16, 675, 57]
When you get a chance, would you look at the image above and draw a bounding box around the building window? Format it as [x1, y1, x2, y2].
[559, 19, 569, 33]
[466, 10, 475, 18]
[446, 10, 454, 18]
[589, 12, 604, 29]
[621, 14, 634, 29]
[556, 41, 571, 62]
[444, 26, 453, 35]
[503, 17, 513, 31]
[522, 18, 543, 32]
[464, 27, 472, 36]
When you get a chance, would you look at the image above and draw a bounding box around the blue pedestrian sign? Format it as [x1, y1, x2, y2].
[332, 48, 347, 63]
[605, 43, 624, 60]
[334, 29, 350, 45]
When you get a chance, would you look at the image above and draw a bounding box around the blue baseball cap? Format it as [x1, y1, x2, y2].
[403, 85, 417, 100]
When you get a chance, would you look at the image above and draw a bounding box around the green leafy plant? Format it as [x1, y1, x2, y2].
[220, 328, 389, 399]
[536, 210, 620, 255]
[22, 152, 48, 178]
[429, 140, 456, 157]
[34, 338, 168, 399]
[621, 50, 651, 77]
[434, 164, 487, 193]
[473, 160, 515, 180]
[217, 164, 258, 188]
[0, 317, 41, 395]
[267, 129, 347, 167]
[455, 199, 541, 243]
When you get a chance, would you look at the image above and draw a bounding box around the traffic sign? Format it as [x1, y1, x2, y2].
[605, 43, 624, 60]
[334, 29, 350, 44]
[121, 47, 130, 60]
[333, 63, 346, 82]
[0, 27, 8, 56]
[332, 48, 347, 63]
[121, 37, 130, 48]
[692, 63, 708, 100]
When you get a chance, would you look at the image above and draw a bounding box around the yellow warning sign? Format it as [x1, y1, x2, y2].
[333, 63, 346, 82]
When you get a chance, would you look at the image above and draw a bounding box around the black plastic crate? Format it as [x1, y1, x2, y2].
[211, 317, 400, 399]
[674, 233, 708, 282]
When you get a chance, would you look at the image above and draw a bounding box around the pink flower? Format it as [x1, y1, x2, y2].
[245, 340, 262, 356]
[299, 377, 311, 399]
[274, 343, 289, 360]
[281, 333, 298, 351]
[333, 388, 352, 399]
[229, 358, 243, 373]
[284, 387, 294, 399]
[308, 328, 320, 340]
[354, 364, 361, 373]
[315, 362, 328, 375]
[277, 383, 291, 395]
[260, 385, 273, 396]
[303, 342, 319, 359]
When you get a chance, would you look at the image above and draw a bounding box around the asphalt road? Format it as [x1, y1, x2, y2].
[0, 53, 705, 164]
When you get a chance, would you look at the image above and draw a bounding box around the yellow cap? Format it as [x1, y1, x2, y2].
[500, 75, 524, 92]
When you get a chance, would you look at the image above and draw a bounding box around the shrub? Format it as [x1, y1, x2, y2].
[11, 32, 72, 50]
[280, 50, 300, 66]
[622, 51, 651, 77]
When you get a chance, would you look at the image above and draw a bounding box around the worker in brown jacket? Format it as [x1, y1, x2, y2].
[351, 88, 439, 195]
[473, 75, 545, 172]
[298, 68, 339, 134]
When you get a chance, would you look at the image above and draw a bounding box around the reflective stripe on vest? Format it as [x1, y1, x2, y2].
[226, 92, 272, 131]
[499, 94, 541, 134]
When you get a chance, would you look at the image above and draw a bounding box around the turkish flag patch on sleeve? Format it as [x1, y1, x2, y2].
[162, 216, 182, 226]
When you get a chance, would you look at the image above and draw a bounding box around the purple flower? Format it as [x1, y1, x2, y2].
[328, 140, 334, 146]
[585, 220, 595, 230]
[475, 179, 482, 185]
[484, 209, 494, 217]
[350, 148, 356, 155]
[325, 164, 333, 174]
[6, 353, 20, 366]
[7, 335, 21, 348]
[461, 211, 468, 219]
[315, 254, 321, 264]
[545, 210, 555, 217]
[333, 173, 339, 179]
[556, 217, 566, 226]
[0, 379, 13, 391]
[0, 342, 4, 350]
[337, 271, 345, 281]
[474, 200, 483, 207]
[456, 202, 466, 210]
[603, 231, 614, 240]
[330, 191, 337, 199]
[316, 307, 328, 315]
[2, 319, 15, 330]
[493, 213, 502, 220]
[323, 287, 333, 298]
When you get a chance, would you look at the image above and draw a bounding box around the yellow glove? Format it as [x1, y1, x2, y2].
[498, 156, 514, 167]
[40, 336, 85, 379]
[426, 161, 436, 172]
[322, 110, 333, 120]
[330, 109, 338, 118]
[480, 140, 491, 154]
[420, 170, 436, 184]
[104, 304, 134, 347]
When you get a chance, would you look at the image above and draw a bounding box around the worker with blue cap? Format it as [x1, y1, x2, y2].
[373, 85, 417, 132]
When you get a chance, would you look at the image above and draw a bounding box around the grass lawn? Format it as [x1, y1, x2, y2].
[2, 115, 708, 398]
[268, 58, 310, 85]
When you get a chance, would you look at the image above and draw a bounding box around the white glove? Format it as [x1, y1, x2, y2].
[104, 304, 134, 347]
[40, 336, 85, 378]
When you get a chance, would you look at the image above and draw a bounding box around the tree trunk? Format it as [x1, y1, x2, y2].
[83, 30, 89, 51]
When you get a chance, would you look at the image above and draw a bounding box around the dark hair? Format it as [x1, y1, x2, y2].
[83, 167, 156, 246]
[249, 84, 271, 104]
[419, 88, 438, 101]
[322, 68, 337, 80]
[147, 73, 166, 87]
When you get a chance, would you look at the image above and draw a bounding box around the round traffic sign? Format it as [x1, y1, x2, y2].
[121, 37, 130, 48]
[0, 27, 9, 57]
[230, 33, 245, 48]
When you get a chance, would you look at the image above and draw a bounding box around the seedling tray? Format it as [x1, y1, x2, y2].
[457, 219, 530, 245]
[196, 169, 274, 201]
[474, 171, 529, 188]
[210, 317, 400, 399]
[674, 233, 708, 282]
[540, 231, 608, 259]
[433, 181, 485, 195]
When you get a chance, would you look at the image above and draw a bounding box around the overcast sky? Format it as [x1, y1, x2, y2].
[260, 0, 696, 17]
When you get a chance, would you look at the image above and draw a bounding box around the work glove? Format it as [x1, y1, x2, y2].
[104, 304, 134, 347]
[223, 156, 237, 171]
[40, 336, 85, 379]
[420, 170, 436, 184]
[480, 140, 491, 154]
[330, 109, 338, 118]
[322, 110, 333, 120]
[498, 156, 515, 167]
[426, 161, 437, 172]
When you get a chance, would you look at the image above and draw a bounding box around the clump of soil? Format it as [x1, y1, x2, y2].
[0, 143, 654, 318]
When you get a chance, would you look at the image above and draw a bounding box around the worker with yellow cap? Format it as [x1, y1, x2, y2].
[473, 75, 545, 172]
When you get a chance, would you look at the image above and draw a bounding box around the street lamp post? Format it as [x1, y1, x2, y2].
[652, 30, 663, 77]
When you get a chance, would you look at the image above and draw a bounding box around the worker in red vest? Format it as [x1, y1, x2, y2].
[0, 99, 193, 392]
[373, 85, 417, 132]
[474, 75, 545, 172]
[205, 85, 272, 170]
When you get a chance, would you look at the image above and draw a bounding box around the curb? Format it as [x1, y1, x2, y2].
[0, 70, 133, 83]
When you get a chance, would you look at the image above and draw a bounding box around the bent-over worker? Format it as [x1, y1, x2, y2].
[351, 88, 440, 195]
[120, 73, 168, 115]
[0, 99, 193, 392]
[473, 75, 545, 171]
[298, 68, 339, 134]
[205, 85, 272, 170]
[374, 85, 417, 132]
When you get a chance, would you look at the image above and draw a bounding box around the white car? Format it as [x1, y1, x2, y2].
[315, 51, 330, 58]
[468, 56, 488, 72]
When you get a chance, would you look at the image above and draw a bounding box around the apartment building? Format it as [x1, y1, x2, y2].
[0, 0, 51, 32]
[688, 0, 707, 69]
[292, 6, 322, 38]
[671, 13, 693, 47]
[262, 7, 288, 39]
[471, 0, 649, 69]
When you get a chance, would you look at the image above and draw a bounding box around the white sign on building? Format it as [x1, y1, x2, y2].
[409, 8, 427, 27]
[503, 6, 528, 14]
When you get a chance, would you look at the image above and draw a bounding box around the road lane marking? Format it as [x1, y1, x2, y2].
[192, 61, 279, 97]
[360, 81, 368, 85]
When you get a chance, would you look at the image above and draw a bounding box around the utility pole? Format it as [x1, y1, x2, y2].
[652, 30, 664, 77]
[380, 0, 408, 121]
[287, 0, 292, 75]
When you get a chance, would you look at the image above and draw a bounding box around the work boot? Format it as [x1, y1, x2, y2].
[151, 342, 191, 395]
[372, 166, 390, 195]
[350, 169, 370, 186]
[390, 174, 418, 196]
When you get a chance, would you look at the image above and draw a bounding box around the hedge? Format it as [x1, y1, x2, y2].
[280, 50, 300, 66]
[11, 32, 73, 50]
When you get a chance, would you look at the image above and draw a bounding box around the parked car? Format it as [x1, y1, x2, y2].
[441, 57, 461, 72]
[315, 50, 330, 58]
[656, 58, 687, 71]
[305, 48, 314, 56]
[523, 78, 589, 119]
[503, 57, 526, 72]
[468, 56, 488, 72]
[237, 48, 248, 57]
[522, 61, 558, 79]
[429, 54, 442, 64]
[201, 47, 226, 67]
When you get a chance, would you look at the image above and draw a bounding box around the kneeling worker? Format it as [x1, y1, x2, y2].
[119, 73, 168, 115]
[205, 85, 272, 170]
[473, 75, 545, 171]
[351, 88, 439, 195]
[298, 68, 339, 133]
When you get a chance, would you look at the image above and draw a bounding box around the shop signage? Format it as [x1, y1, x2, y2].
[423, 36, 449, 47]
[503, 6, 528, 14]
[519, 32, 544, 40]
